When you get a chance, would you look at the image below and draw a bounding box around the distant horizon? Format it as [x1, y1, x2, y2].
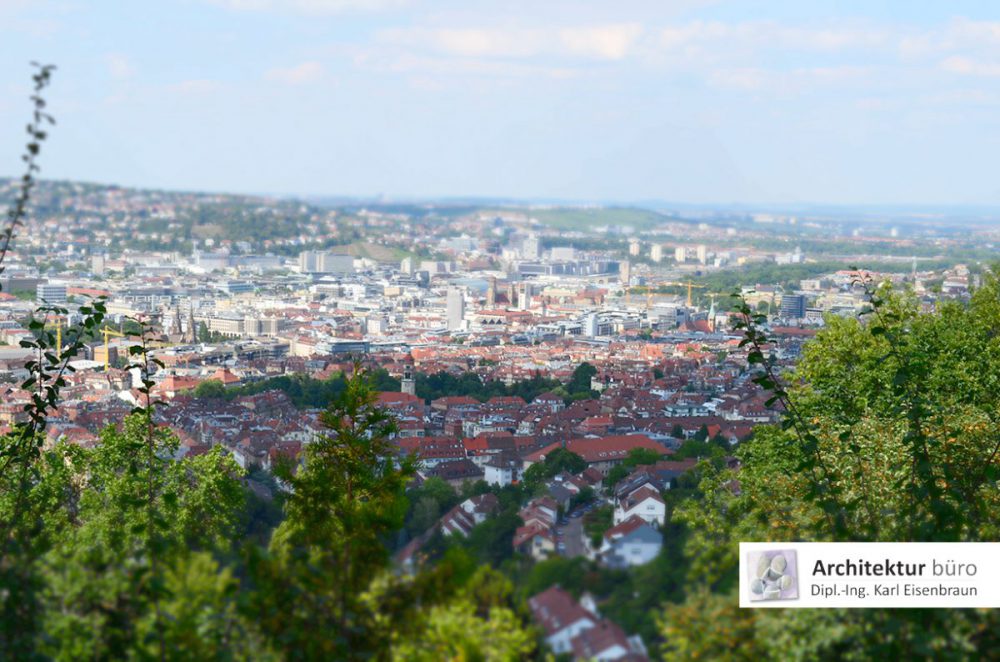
[8, 174, 1000, 221]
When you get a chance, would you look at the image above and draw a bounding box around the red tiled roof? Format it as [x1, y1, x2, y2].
[526, 435, 665, 464]
[528, 587, 596, 636]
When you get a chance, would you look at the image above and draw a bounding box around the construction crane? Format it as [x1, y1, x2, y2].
[43, 317, 65, 357]
[100, 327, 126, 371]
[662, 280, 707, 307]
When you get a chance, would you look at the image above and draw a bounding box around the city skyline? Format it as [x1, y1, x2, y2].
[1, 1, 1000, 206]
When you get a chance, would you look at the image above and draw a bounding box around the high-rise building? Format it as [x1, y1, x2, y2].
[486, 276, 497, 307]
[446, 288, 465, 330]
[36, 283, 67, 304]
[780, 294, 806, 320]
[696, 245, 708, 265]
[400, 257, 414, 275]
[522, 235, 541, 260]
[628, 239, 641, 257]
[650, 245, 664, 263]
[299, 251, 354, 274]
[519, 282, 534, 311]
[620, 260, 631, 286]
[675, 247, 687, 262]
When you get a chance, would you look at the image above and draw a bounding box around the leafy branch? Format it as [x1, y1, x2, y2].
[0, 63, 56, 285]
[124, 317, 169, 662]
[731, 291, 850, 538]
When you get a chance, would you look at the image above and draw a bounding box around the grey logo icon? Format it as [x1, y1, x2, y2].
[747, 549, 798, 601]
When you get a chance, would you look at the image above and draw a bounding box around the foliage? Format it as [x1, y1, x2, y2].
[210, 368, 399, 408]
[403, 477, 460, 539]
[390, 567, 536, 661]
[39, 417, 247, 659]
[416, 370, 561, 405]
[521, 449, 588, 492]
[566, 362, 598, 399]
[583, 505, 614, 549]
[604, 446, 664, 491]
[658, 274, 1000, 658]
[245, 366, 418, 659]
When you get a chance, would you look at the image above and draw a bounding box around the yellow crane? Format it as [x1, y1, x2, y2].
[662, 280, 708, 307]
[43, 317, 65, 357]
[100, 327, 126, 371]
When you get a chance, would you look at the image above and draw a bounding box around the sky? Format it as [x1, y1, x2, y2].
[2, 0, 1000, 206]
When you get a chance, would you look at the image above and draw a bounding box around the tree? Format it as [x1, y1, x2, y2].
[194, 378, 226, 399]
[659, 278, 1000, 658]
[39, 416, 248, 659]
[567, 362, 597, 395]
[522, 449, 587, 491]
[389, 567, 536, 661]
[247, 366, 418, 659]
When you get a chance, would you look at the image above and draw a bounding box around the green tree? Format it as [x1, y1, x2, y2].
[566, 362, 598, 399]
[247, 366, 418, 659]
[390, 568, 536, 661]
[39, 415, 247, 658]
[521, 449, 587, 491]
[659, 277, 1000, 658]
[194, 378, 227, 399]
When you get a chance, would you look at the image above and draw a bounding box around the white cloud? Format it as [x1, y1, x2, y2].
[264, 61, 326, 85]
[376, 24, 643, 61]
[166, 79, 222, 95]
[206, 0, 406, 14]
[355, 50, 578, 80]
[939, 55, 1000, 77]
[105, 54, 136, 79]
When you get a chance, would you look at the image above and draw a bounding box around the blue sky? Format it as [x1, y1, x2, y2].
[2, 0, 1000, 205]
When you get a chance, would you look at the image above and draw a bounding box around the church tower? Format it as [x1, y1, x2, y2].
[401, 355, 416, 396]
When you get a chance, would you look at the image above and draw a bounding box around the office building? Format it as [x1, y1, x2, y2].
[447, 288, 465, 330]
[780, 294, 806, 320]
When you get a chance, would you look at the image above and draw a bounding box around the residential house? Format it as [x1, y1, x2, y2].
[600, 515, 662, 569]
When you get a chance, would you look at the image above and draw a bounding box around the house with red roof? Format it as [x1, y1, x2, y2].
[525, 434, 668, 476]
[613, 484, 665, 526]
[599, 515, 662, 569]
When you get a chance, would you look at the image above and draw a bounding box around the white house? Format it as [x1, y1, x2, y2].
[600, 515, 663, 568]
[613, 484, 665, 526]
[528, 587, 599, 655]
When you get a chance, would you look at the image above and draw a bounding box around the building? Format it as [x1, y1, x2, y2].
[613, 484, 666, 526]
[600, 515, 663, 568]
[36, 283, 67, 304]
[674, 246, 687, 262]
[628, 239, 641, 257]
[619, 260, 630, 286]
[298, 251, 354, 274]
[650, 244, 664, 263]
[550, 246, 576, 261]
[400, 257, 414, 275]
[528, 587, 649, 660]
[486, 276, 497, 307]
[528, 587, 599, 656]
[401, 362, 416, 396]
[446, 288, 465, 330]
[216, 280, 254, 296]
[696, 244, 708, 264]
[522, 235, 541, 260]
[780, 294, 806, 319]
